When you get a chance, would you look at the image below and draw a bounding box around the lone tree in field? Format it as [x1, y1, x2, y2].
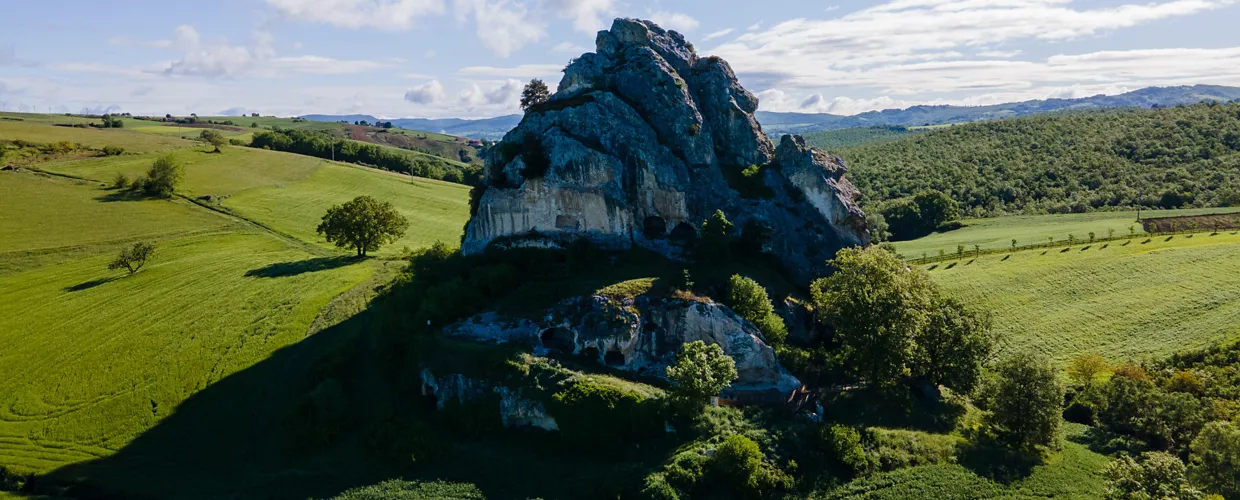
[316, 196, 409, 257]
[109, 242, 156, 275]
[666, 340, 737, 409]
[200, 130, 227, 153]
[985, 351, 1064, 453]
[519, 79, 550, 111]
[140, 154, 182, 197]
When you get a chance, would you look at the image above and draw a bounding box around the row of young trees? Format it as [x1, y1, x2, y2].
[843, 102, 1240, 217]
[250, 128, 482, 185]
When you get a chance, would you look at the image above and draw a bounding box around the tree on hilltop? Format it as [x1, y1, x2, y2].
[316, 196, 409, 257]
[200, 130, 227, 153]
[520, 79, 550, 111]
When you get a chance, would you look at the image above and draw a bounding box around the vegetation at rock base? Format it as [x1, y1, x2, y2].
[317, 196, 410, 257]
[725, 274, 788, 346]
[666, 341, 738, 409]
[841, 102, 1240, 217]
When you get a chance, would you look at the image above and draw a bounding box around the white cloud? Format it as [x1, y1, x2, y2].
[545, 0, 616, 33]
[158, 25, 388, 78]
[648, 11, 700, 32]
[458, 63, 563, 79]
[263, 0, 447, 30]
[977, 50, 1022, 58]
[552, 41, 589, 53]
[747, 22, 762, 31]
[703, 29, 734, 41]
[453, 0, 546, 57]
[459, 78, 523, 107]
[405, 79, 446, 104]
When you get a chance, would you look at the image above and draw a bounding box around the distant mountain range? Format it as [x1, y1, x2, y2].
[301, 85, 1240, 140]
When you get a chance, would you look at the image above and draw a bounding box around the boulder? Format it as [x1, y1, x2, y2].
[445, 294, 803, 401]
[461, 18, 869, 284]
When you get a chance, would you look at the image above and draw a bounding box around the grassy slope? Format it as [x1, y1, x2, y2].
[892, 207, 1240, 258]
[818, 426, 1109, 499]
[0, 119, 471, 477]
[920, 228, 1240, 362]
[0, 119, 190, 153]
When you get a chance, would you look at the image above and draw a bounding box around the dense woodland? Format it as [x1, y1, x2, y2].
[840, 102, 1240, 217]
[251, 128, 483, 185]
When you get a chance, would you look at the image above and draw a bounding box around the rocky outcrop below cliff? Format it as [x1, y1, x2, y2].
[445, 295, 802, 401]
[461, 18, 868, 284]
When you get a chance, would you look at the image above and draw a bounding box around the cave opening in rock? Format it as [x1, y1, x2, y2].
[643, 216, 667, 239]
[669, 222, 696, 242]
[420, 387, 439, 411]
[540, 327, 575, 352]
[604, 348, 626, 366]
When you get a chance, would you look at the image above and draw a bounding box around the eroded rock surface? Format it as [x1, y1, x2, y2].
[462, 18, 868, 283]
[445, 295, 802, 400]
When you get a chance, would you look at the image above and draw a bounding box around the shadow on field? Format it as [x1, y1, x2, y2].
[64, 276, 119, 292]
[246, 256, 361, 278]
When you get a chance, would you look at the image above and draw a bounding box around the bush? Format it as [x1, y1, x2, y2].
[548, 377, 664, 447]
[697, 210, 735, 262]
[1103, 452, 1201, 500]
[141, 154, 182, 197]
[725, 275, 787, 345]
[823, 424, 872, 476]
[101, 145, 124, 156]
[712, 434, 793, 497]
[111, 172, 129, 189]
[870, 428, 959, 471]
[1189, 421, 1240, 498]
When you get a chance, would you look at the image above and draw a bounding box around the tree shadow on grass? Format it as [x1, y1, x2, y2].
[1067, 426, 1149, 456]
[820, 385, 965, 434]
[245, 256, 361, 278]
[1060, 247, 1071, 253]
[957, 438, 1040, 484]
[1079, 246, 1091, 252]
[64, 276, 119, 292]
[1001, 255, 1010, 261]
[945, 262, 957, 270]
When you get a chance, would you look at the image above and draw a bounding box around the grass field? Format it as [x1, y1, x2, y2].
[0, 116, 472, 480]
[919, 226, 1240, 362]
[892, 207, 1240, 259]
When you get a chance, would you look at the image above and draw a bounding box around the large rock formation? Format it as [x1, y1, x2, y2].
[446, 295, 802, 401]
[462, 18, 868, 283]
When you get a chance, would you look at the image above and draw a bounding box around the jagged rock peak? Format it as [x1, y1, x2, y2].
[462, 18, 869, 283]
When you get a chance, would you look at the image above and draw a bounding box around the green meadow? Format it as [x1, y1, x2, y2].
[915, 222, 1240, 362]
[0, 117, 471, 478]
[891, 206, 1240, 259]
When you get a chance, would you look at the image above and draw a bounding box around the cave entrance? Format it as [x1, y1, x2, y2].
[540, 327, 575, 353]
[604, 348, 626, 366]
[643, 216, 667, 239]
[669, 222, 696, 243]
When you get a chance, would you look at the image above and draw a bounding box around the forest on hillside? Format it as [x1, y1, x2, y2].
[839, 102, 1240, 217]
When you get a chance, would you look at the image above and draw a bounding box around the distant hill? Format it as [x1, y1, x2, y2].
[757, 85, 1240, 135]
[802, 125, 924, 151]
[300, 114, 522, 141]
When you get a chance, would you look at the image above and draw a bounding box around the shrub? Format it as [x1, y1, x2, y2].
[108, 242, 156, 275]
[101, 145, 124, 156]
[712, 434, 793, 497]
[666, 341, 737, 411]
[823, 424, 872, 476]
[697, 210, 734, 262]
[1103, 452, 1201, 500]
[548, 377, 664, 446]
[641, 472, 680, 500]
[870, 428, 959, 471]
[726, 275, 788, 345]
[111, 172, 129, 189]
[141, 154, 182, 197]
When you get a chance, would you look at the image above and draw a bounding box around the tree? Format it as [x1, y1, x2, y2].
[1104, 452, 1202, 500]
[911, 296, 995, 394]
[698, 209, 734, 262]
[726, 275, 787, 345]
[913, 190, 959, 229]
[108, 242, 156, 275]
[1190, 421, 1240, 498]
[141, 154, 182, 197]
[666, 340, 737, 407]
[811, 246, 934, 386]
[520, 79, 550, 111]
[1012, 239, 1018, 252]
[316, 196, 409, 257]
[200, 130, 227, 153]
[985, 351, 1064, 452]
[1068, 354, 1110, 388]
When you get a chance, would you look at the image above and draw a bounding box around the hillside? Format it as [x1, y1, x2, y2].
[757, 84, 1240, 135]
[838, 102, 1240, 217]
[802, 125, 924, 150]
[300, 114, 522, 141]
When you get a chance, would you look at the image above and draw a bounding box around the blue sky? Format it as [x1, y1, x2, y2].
[2, 0, 1239, 118]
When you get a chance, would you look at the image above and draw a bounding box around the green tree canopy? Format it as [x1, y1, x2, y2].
[520, 79, 550, 111]
[984, 351, 1064, 452]
[1103, 452, 1202, 500]
[666, 340, 737, 407]
[1189, 421, 1240, 498]
[141, 154, 182, 197]
[316, 196, 409, 257]
[200, 129, 227, 153]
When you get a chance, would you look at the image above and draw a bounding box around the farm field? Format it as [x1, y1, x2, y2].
[0, 117, 190, 153]
[891, 207, 1240, 259]
[919, 227, 1240, 362]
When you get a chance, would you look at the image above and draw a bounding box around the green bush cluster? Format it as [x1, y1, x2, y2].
[548, 376, 665, 446]
[251, 128, 481, 185]
[645, 434, 792, 499]
[725, 274, 788, 345]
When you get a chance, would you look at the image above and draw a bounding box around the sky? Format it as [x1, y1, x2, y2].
[2, 0, 1239, 119]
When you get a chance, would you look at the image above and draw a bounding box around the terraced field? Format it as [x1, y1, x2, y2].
[919, 226, 1240, 362]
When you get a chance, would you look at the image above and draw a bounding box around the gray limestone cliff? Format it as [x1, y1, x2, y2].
[461, 18, 868, 283]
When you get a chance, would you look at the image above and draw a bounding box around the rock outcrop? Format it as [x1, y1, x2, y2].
[461, 18, 868, 283]
[446, 295, 802, 401]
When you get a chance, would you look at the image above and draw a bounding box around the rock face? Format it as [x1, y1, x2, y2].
[446, 295, 802, 400]
[461, 18, 868, 283]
